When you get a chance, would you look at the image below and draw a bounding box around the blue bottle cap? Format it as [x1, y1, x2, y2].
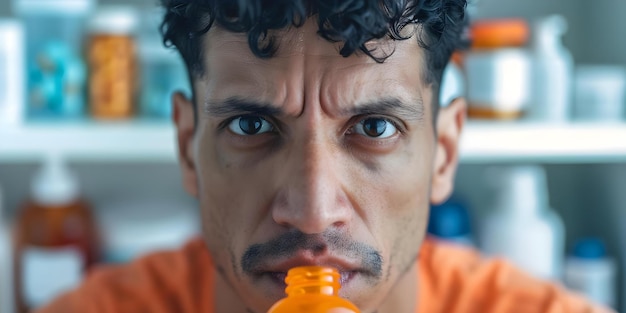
[571, 238, 607, 259]
[428, 201, 471, 239]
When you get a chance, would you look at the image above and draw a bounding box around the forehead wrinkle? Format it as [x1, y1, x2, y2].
[201, 20, 429, 121]
[203, 32, 296, 115]
[315, 62, 376, 118]
[318, 69, 423, 120]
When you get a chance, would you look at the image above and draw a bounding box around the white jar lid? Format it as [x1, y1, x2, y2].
[89, 5, 139, 35]
[14, 0, 95, 16]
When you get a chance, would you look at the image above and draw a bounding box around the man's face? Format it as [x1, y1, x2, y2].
[174, 19, 462, 313]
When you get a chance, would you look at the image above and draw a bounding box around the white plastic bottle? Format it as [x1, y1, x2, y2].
[0, 185, 15, 313]
[530, 15, 574, 122]
[479, 165, 565, 280]
[564, 238, 616, 309]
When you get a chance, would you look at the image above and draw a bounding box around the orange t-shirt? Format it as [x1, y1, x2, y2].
[37, 237, 613, 313]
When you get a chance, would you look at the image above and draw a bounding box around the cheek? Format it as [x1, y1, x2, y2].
[370, 134, 433, 218]
[359, 135, 433, 267]
[194, 127, 278, 256]
[194, 128, 250, 252]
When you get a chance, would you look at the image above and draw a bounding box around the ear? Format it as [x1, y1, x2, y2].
[172, 92, 198, 197]
[430, 97, 466, 205]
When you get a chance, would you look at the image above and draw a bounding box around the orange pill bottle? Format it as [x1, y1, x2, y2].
[267, 266, 360, 313]
[87, 6, 138, 119]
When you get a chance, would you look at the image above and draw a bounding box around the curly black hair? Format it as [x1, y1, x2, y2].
[160, 0, 468, 94]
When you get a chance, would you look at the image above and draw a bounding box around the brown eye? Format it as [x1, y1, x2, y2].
[355, 118, 397, 138]
[228, 115, 274, 135]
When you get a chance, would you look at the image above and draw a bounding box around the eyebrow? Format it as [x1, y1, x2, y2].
[346, 97, 424, 121]
[204, 97, 284, 117]
[204, 96, 425, 121]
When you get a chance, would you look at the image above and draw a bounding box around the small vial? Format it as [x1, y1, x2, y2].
[268, 266, 360, 313]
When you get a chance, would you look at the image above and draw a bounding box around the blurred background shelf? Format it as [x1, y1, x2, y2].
[460, 121, 626, 163]
[2, 121, 626, 164]
[0, 121, 177, 163]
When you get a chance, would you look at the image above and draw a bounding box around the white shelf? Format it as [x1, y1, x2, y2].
[460, 121, 626, 163]
[0, 121, 177, 163]
[1, 121, 626, 164]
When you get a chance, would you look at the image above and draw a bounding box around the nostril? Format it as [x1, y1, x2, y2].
[332, 221, 346, 229]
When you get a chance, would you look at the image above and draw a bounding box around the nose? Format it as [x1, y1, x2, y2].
[271, 133, 353, 234]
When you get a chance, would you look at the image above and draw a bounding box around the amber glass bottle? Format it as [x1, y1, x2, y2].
[267, 266, 360, 313]
[87, 6, 138, 119]
[13, 156, 99, 313]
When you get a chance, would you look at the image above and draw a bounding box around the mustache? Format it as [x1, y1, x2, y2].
[241, 229, 383, 278]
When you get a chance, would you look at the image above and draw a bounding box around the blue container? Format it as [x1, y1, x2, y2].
[428, 199, 474, 246]
[15, 0, 94, 119]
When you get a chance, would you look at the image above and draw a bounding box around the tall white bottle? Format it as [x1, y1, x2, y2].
[0, 185, 15, 313]
[531, 15, 574, 122]
[480, 166, 565, 280]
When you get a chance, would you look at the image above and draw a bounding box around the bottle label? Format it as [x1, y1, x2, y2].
[0, 47, 7, 105]
[21, 246, 83, 309]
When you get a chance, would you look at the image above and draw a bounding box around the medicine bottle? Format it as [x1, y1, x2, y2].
[464, 19, 532, 120]
[267, 266, 360, 313]
[87, 6, 138, 119]
[13, 155, 99, 313]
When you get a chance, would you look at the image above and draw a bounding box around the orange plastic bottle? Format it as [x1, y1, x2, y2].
[267, 266, 360, 313]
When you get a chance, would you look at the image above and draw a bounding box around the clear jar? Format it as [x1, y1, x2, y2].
[14, 0, 94, 119]
[87, 6, 139, 120]
[464, 19, 532, 120]
[138, 8, 190, 119]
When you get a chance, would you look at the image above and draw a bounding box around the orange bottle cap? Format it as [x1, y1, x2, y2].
[470, 18, 529, 49]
